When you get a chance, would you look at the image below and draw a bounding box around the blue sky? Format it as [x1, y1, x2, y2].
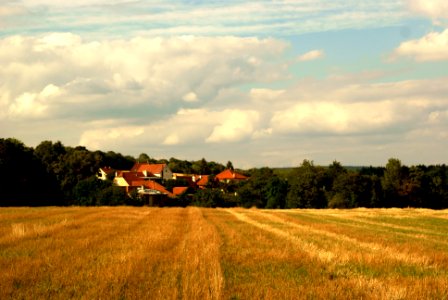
[1, 0, 448, 167]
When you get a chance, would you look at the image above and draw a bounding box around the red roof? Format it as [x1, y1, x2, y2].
[173, 187, 188, 196]
[215, 169, 248, 181]
[132, 180, 173, 197]
[131, 163, 165, 175]
[100, 167, 114, 174]
[120, 171, 145, 185]
[196, 175, 209, 186]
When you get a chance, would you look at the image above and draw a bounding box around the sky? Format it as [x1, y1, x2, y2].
[1, 0, 448, 168]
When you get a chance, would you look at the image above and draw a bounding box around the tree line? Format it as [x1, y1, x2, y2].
[230, 160, 448, 209]
[0, 138, 226, 206]
[1, 138, 447, 208]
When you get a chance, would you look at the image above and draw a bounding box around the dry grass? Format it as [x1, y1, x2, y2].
[1, 207, 447, 299]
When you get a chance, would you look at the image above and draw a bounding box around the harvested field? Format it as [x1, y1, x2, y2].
[1, 207, 447, 299]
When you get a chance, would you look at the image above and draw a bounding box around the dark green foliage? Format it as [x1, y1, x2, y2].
[265, 176, 288, 209]
[96, 186, 129, 206]
[328, 173, 376, 208]
[1, 137, 448, 208]
[192, 189, 225, 207]
[286, 160, 327, 208]
[381, 158, 405, 207]
[72, 176, 107, 206]
[0, 138, 62, 206]
[163, 178, 189, 192]
[168, 157, 193, 173]
[236, 167, 274, 208]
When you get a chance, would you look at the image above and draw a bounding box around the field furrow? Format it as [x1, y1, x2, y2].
[1, 207, 448, 299]
[251, 209, 439, 267]
[225, 208, 337, 263]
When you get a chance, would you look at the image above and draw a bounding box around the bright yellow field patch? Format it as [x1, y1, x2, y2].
[1, 207, 447, 299]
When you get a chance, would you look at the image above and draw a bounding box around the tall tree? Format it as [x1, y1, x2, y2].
[286, 160, 327, 208]
[382, 158, 405, 207]
[265, 176, 288, 209]
[137, 153, 150, 163]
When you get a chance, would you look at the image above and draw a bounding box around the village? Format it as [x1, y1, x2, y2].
[97, 163, 249, 206]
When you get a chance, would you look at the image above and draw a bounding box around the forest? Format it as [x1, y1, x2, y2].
[1, 137, 447, 209]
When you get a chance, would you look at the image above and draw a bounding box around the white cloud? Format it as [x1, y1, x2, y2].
[8, 93, 45, 117]
[79, 108, 261, 151]
[428, 110, 448, 124]
[2, 1, 410, 38]
[206, 110, 260, 143]
[250, 88, 285, 102]
[21, 0, 124, 7]
[182, 92, 199, 103]
[270, 101, 397, 134]
[79, 125, 145, 150]
[7, 84, 62, 118]
[3, 70, 445, 167]
[264, 76, 448, 139]
[297, 50, 325, 62]
[0, 4, 24, 17]
[0, 34, 288, 120]
[406, 0, 448, 20]
[393, 29, 448, 61]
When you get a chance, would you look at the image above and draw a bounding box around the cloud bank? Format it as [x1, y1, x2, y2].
[0, 34, 287, 121]
[399, 30, 448, 61]
[1, 1, 409, 38]
[1, 1, 448, 167]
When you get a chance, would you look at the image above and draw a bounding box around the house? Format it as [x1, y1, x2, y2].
[113, 171, 171, 194]
[130, 163, 173, 181]
[97, 167, 114, 181]
[135, 180, 174, 206]
[215, 169, 248, 183]
[173, 186, 189, 196]
[134, 180, 173, 196]
[112, 170, 174, 206]
[172, 173, 197, 187]
[113, 171, 144, 192]
[196, 175, 209, 189]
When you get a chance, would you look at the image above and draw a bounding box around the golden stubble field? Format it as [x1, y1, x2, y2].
[1, 207, 447, 299]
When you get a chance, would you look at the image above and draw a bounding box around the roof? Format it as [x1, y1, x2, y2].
[173, 187, 188, 196]
[215, 169, 248, 181]
[132, 180, 173, 197]
[99, 167, 114, 174]
[118, 171, 145, 185]
[196, 175, 209, 186]
[131, 163, 166, 175]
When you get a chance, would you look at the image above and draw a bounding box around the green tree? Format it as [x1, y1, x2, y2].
[192, 188, 224, 207]
[286, 160, 327, 208]
[328, 173, 375, 208]
[265, 176, 288, 209]
[104, 151, 135, 170]
[235, 167, 273, 208]
[382, 158, 405, 207]
[96, 186, 128, 206]
[0, 138, 61, 206]
[137, 153, 151, 163]
[198, 158, 211, 175]
[426, 165, 448, 208]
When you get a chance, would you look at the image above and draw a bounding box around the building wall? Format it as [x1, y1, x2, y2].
[113, 177, 129, 187]
[162, 165, 173, 180]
